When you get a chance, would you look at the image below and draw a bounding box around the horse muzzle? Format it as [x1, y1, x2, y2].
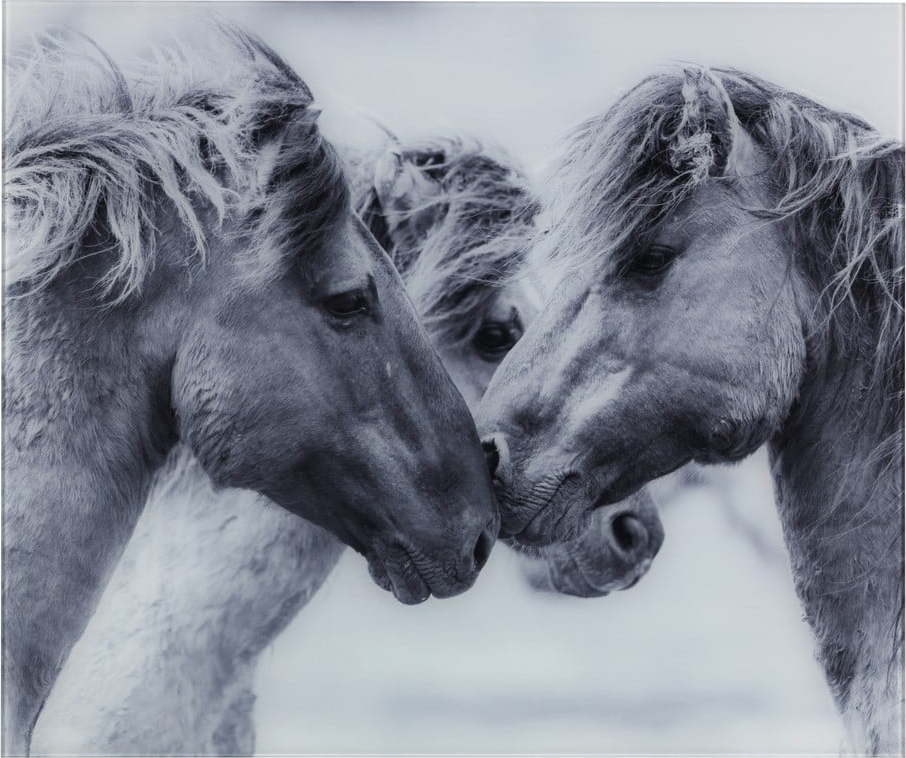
[367, 523, 496, 604]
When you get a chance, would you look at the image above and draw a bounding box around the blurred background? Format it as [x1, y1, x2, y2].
[6, 2, 902, 754]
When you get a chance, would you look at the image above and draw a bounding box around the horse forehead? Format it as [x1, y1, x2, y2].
[498, 278, 542, 326]
[297, 216, 374, 290]
[655, 181, 757, 243]
[515, 270, 546, 315]
[319, 214, 387, 274]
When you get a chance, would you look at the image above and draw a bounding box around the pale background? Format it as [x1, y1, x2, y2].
[5, 2, 903, 754]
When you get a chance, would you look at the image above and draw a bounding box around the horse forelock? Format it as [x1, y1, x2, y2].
[352, 135, 539, 346]
[537, 69, 720, 285]
[237, 112, 349, 289]
[3, 24, 347, 303]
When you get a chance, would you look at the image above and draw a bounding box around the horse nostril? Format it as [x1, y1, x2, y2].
[481, 438, 500, 478]
[472, 529, 494, 571]
[708, 417, 741, 453]
[611, 513, 649, 555]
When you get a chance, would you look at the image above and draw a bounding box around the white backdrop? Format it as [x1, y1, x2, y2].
[6, 2, 902, 754]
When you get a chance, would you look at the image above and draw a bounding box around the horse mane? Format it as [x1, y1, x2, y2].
[541, 64, 903, 457]
[4, 24, 348, 303]
[353, 136, 539, 346]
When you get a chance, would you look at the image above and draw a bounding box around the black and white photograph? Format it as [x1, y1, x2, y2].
[2, 1, 904, 756]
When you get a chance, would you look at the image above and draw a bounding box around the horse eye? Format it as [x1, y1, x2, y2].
[472, 320, 523, 362]
[628, 245, 679, 277]
[323, 290, 369, 318]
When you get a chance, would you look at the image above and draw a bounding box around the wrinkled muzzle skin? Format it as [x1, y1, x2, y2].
[478, 181, 807, 548]
[173, 216, 498, 604]
[519, 487, 663, 597]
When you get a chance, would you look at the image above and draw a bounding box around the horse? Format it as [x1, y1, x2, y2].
[3, 28, 499, 755]
[32, 135, 662, 755]
[477, 66, 904, 754]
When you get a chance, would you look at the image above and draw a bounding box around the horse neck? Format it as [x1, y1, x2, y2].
[33, 447, 344, 755]
[3, 266, 179, 748]
[769, 329, 903, 753]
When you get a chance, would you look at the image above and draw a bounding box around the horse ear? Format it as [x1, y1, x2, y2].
[369, 147, 448, 251]
[668, 68, 742, 180]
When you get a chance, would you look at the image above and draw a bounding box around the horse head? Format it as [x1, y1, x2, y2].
[5, 29, 500, 605]
[477, 68, 813, 540]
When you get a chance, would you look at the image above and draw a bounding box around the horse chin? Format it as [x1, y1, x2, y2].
[366, 549, 431, 605]
[523, 555, 611, 598]
[549, 552, 653, 599]
[550, 572, 611, 599]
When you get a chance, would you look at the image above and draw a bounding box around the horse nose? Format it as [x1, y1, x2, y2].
[481, 433, 510, 483]
[481, 438, 499, 478]
[471, 523, 495, 571]
[611, 512, 648, 553]
[610, 511, 663, 560]
[456, 516, 497, 585]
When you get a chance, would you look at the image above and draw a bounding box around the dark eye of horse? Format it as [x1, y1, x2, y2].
[472, 319, 523, 362]
[627, 245, 679, 278]
[323, 290, 369, 318]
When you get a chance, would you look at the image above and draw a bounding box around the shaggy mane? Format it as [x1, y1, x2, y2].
[4, 24, 348, 302]
[354, 136, 538, 346]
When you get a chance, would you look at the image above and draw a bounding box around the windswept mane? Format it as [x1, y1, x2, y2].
[4, 25, 348, 302]
[542, 64, 903, 447]
[354, 136, 538, 346]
